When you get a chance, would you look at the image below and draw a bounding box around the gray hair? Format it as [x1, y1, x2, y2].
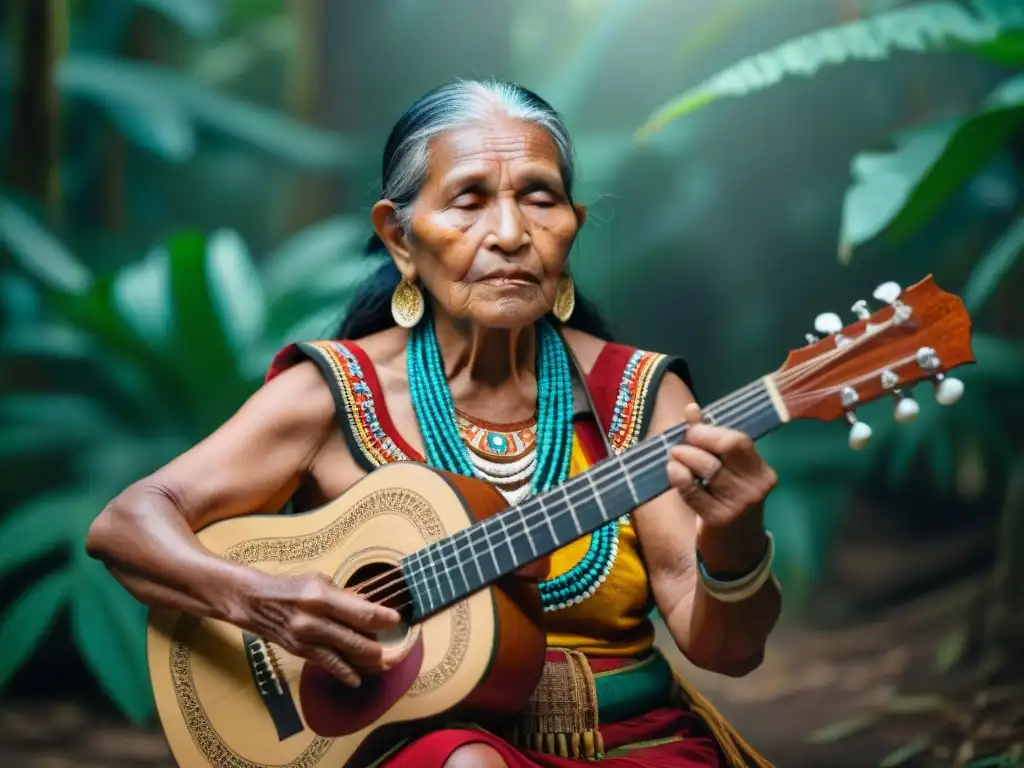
[380, 79, 577, 231]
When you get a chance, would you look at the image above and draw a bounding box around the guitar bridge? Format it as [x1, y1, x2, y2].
[242, 632, 304, 741]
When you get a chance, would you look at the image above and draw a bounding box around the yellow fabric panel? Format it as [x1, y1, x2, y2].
[542, 433, 655, 657]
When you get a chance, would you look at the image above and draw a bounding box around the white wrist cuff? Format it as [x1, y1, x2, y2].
[697, 531, 776, 603]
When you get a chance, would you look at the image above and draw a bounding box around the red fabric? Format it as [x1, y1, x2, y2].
[381, 708, 723, 767]
[583, 341, 642, 437]
[265, 341, 305, 383]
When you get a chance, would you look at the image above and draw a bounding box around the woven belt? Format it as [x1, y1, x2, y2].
[503, 648, 673, 760]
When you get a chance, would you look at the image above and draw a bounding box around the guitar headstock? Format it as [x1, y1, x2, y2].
[773, 275, 974, 450]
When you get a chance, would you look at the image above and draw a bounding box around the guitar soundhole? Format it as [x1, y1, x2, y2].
[344, 561, 413, 647]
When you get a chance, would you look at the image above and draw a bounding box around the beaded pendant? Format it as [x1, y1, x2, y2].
[455, 410, 536, 459]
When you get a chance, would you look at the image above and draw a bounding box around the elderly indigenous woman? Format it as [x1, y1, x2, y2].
[86, 79, 782, 768]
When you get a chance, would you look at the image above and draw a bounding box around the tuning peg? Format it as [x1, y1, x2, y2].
[814, 312, 843, 335]
[846, 412, 872, 450]
[893, 391, 920, 423]
[851, 299, 871, 320]
[805, 333, 819, 345]
[872, 281, 902, 304]
[933, 374, 964, 406]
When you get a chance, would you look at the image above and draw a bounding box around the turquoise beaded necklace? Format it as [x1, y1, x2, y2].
[406, 308, 620, 611]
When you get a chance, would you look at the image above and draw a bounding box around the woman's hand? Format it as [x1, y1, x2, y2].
[234, 570, 408, 688]
[666, 402, 778, 572]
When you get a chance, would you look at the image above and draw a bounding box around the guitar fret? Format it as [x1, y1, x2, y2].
[584, 470, 608, 522]
[478, 513, 501, 575]
[562, 485, 583, 535]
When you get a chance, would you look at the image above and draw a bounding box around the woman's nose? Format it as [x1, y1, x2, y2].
[484, 198, 530, 254]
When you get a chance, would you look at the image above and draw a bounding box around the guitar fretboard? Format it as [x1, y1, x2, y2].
[402, 377, 783, 621]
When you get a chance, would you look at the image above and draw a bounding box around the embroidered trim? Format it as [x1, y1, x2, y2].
[608, 350, 667, 456]
[303, 341, 411, 467]
[539, 349, 668, 612]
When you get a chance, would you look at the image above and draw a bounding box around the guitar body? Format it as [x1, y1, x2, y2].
[147, 462, 547, 768]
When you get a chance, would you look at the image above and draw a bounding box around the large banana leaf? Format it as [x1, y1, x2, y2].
[636, 1, 1024, 139]
[0, 203, 379, 720]
[839, 74, 1024, 256]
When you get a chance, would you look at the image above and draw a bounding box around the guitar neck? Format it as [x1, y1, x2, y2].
[402, 376, 786, 622]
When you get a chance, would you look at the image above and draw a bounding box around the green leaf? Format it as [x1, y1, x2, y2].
[969, 333, 1024, 384]
[765, 481, 848, 602]
[71, 557, 153, 723]
[0, 569, 71, 690]
[963, 755, 1021, 767]
[0, 486, 113, 580]
[43, 280, 182, 403]
[101, 101, 196, 162]
[962, 216, 1024, 313]
[839, 75, 1024, 257]
[164, 231, 252, 422]
[110, 245, 174, 347]
[166, 230, 234, 365]
[806, 713, 878, 744]
[205, 228, 266, 356]
[0, 322, 94, 360]
[935, 626, 967, 673]
[0, 394, 113, 457]
[57, 55, 196, 162]
[0, 274, 42, 319]
[58, 54, 357, 168]
[885, 395, 945, 485]
[261, 217, 380, 303]
[178, 78, 360, 169]
[637, 1, 1021, 138]
[965, 29, 1024, 64]
[884, 694, 945, 715]
[0, 197, 92, 294]
[132, 0, 223, 38]
[878, 736, 931, 767]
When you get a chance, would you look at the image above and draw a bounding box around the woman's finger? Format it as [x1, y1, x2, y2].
[308, 645, 362, 687]
[669, 444, 722, 484]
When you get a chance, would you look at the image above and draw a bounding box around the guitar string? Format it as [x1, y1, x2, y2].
[350, 341, 859, 609]
[354, 335, 916, 612]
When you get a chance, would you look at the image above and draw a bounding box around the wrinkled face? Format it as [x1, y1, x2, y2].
[380, 115, 584, 329]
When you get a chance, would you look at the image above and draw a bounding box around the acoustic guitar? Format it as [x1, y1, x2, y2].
[147, 275, 974, 767]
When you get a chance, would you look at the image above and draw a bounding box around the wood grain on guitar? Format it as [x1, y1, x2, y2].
[145, 275, 974, 767]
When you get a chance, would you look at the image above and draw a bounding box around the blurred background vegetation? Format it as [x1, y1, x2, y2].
[1, 0, 1022, 766]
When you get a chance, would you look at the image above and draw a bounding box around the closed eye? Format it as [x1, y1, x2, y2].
[523, 190, 560, 207]
[452, 193, 485, 209]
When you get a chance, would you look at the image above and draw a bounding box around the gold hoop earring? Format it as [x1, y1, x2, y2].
[553, 273, 575, 323]
[391, 278, 424, 328]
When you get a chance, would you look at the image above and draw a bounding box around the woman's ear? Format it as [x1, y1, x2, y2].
[371, 200, 416, 280]
[573, 202, 587, 226]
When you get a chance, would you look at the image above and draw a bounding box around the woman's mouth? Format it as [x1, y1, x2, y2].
[477, 270, 539, 287]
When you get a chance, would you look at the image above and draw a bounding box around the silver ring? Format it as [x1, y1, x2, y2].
[696, 459, 723, 488]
